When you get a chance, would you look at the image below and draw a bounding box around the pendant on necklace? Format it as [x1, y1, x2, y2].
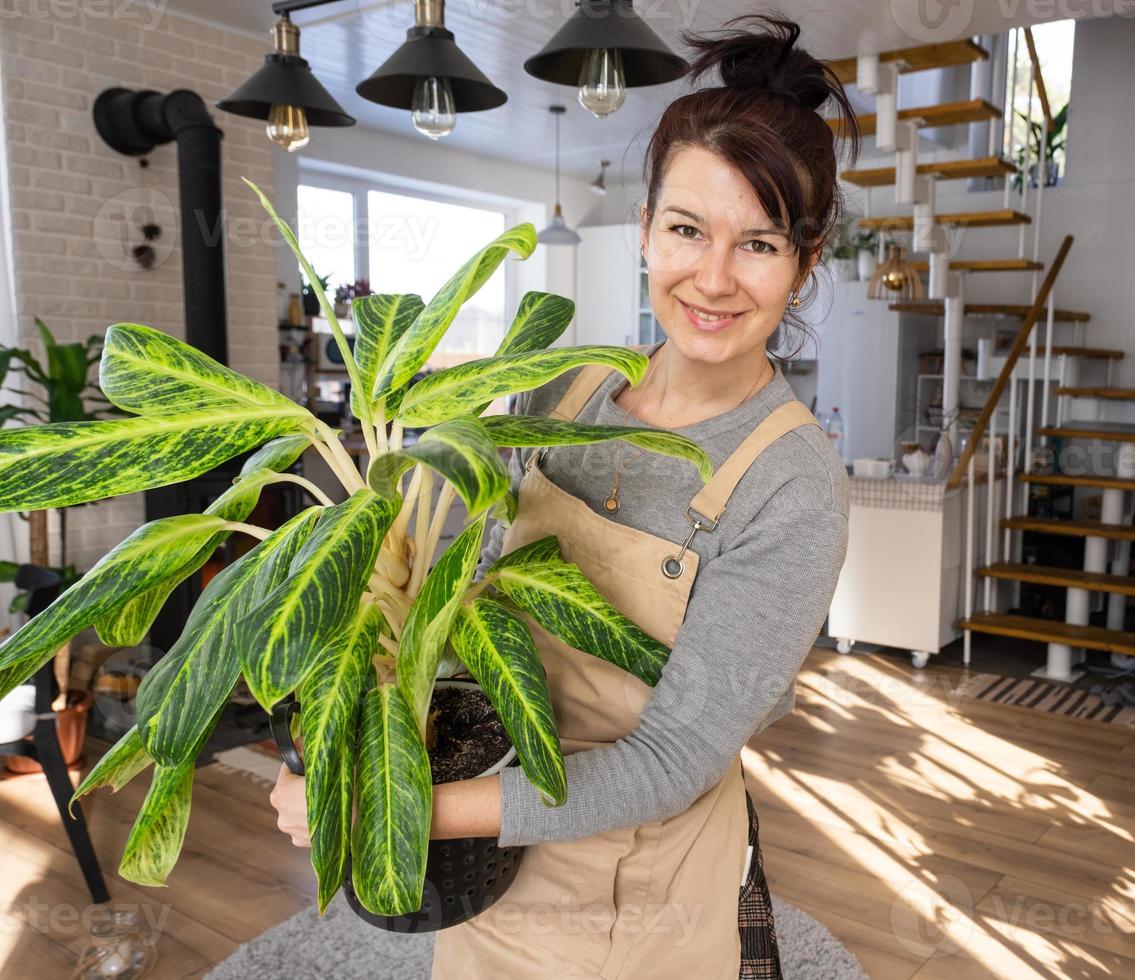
[603, 492, 620, 513]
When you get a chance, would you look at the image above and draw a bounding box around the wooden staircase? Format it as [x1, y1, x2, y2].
[833, 35, 1133, 682]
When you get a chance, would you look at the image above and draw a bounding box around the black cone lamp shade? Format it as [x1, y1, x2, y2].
[355, 25, 507, 113]
[218, 14, 353, 152]
[217, 54, 355, 128]
[524, 0, 688, 88]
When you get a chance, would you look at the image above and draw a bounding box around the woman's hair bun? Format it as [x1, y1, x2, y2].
[683, 15, 835, 112]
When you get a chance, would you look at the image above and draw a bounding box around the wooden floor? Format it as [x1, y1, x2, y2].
[1, 646, 1132, 978]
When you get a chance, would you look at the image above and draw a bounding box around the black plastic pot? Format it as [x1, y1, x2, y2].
[301, 289, 320, 317]
[270, 678, 526, 933]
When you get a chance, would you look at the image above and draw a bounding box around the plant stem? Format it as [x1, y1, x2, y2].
[313, 423, 366, 493]
[307, 432, 356, 493]
[408, 467, 435, 597]
[224, 521, 271, 541]
[420, 481, 457, 573]
[388, 419, 404, 453]
[377, 634, 399, 656]
[266, 472, 335, 507]
[463, 573, 496, 603]
[390, 464, 422, 543]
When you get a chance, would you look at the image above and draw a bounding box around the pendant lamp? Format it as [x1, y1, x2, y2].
[216, 13, 355, 153]
[537, 106, 581, 247]
[355, 0, 506, 140]
[524, 0, 689, 119]
[867, 241, 924, 301]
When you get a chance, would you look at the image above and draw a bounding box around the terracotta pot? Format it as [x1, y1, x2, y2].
[4, 688, 94, 774]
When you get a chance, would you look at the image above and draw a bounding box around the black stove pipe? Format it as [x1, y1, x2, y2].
[93, 87, 228, 365]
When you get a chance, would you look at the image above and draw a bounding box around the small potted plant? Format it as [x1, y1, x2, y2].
[301, 270, 331, 317]
[333, 284, 352, 320]
[851, 225, 879, 281]
[1013, 101, 1067, 190]
[0, 179, 712, 929]
[824, 218, 858, 282]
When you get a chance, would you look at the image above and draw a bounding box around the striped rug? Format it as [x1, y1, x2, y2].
[957, 673, 1135, 727]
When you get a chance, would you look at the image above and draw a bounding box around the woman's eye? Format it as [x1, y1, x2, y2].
[745, 239, 776, 254]
[669, 224, 700, 239]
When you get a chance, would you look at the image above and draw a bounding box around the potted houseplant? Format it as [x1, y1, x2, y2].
[301, 270, 331, 317]
[852, 226, 879, 281]
[0, 179, 712, 927]
[824, 218, 857, 282]
[1012, 101, 1068, 190]
[334, 279, 375, 320]
[0, 320, 119, 767]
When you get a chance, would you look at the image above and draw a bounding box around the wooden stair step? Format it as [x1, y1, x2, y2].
[826, 40, 989, 85]
[1021, 472, 1135, 492]
[976, 561, 1135, 597]
[1055, 386, 1135, 400]
[1001, 516, 1135, 541]
[842, 156, 1016, 187]
[1040, 421, 1135, 443]
[888, 302, 1093, 324]
[910, 258, 1044, 273]
[859, 209, 1030, 231]
[957, 612, 1135, 655]
[831, 98, 1001, 139]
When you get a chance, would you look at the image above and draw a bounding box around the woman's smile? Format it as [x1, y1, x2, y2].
[678, 297, 750, 332]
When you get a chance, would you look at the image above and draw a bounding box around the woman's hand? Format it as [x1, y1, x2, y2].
[269, 762, 311, 848]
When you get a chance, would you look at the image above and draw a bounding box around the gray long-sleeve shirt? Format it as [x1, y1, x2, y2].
[475, 340, 850, 847]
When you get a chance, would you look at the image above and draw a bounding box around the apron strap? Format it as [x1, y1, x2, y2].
[687, 400, 823, 527]
[546, 344, 654, 421]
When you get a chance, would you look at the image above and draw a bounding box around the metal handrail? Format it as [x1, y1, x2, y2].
[946, 234, 1074, 488]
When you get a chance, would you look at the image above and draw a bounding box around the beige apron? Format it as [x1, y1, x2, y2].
[431, 362, 821, 979]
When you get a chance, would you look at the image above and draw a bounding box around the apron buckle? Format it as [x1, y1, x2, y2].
[661, 508, 719, 579]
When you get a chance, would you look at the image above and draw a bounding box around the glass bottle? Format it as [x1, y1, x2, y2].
[72, 909, 158, 979]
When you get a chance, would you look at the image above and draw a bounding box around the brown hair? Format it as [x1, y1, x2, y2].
[640, 15, 860, 357]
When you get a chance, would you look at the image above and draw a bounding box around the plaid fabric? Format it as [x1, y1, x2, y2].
[739, 790, 782, 979]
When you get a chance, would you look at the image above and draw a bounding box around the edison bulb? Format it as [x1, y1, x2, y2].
[412, 76, 456, 140]
[266, 104, 310, 152]
[578, 48, 626, 118]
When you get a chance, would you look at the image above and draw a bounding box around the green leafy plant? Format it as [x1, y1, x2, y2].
[0, 180, 713, 917]
[823, 217, 856, 261]
[1012, 100, 1068, 191]
[850, 225, 877, 254]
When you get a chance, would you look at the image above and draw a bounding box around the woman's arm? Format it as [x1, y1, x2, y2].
[491, 503, 849, 846]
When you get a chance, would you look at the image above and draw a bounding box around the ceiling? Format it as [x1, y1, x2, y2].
[168, 0, 1119, 181]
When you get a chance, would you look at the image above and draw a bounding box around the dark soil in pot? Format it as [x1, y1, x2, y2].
[272, 678, 528, 934]
[342, 679, 526, 934]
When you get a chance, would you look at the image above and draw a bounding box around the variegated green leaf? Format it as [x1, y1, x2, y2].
[397, 514, 487, 736]
[491, 558, 670, 687]
[299, 602, 383, 914]
[68, 725, 153, 818]
[450, 597, 565, 807]
[489, 534, 562, 569]
[367, 419, 508, 518]
[0, 408, 313, 512]
[495, 291, 574, 357]
[94, 435, 312, 647]
[482, 415, 714, 482]
[118, 761, 195, 887]
[396, 346, 648, 427]
[0, 514, 229, 702]
[371, 224, 537, 412]
[100, 323, 309, 418]
[351, 682, 432, 917]
[491, 490, 517, 528]
[137, 509, 321, 765]
[238, 490, 399, 710]
[350, 294, 424, 421]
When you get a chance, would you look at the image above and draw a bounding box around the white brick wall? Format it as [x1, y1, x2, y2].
[0, 4, 282, 571]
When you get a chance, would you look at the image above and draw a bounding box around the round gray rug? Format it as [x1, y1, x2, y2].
[205, 892, 866, 979]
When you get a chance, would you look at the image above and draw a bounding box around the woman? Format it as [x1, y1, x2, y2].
[271, 15, 859, 978]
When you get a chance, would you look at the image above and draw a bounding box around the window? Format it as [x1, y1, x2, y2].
[1003, 21, 1074, 185]
[296, 184, 355, 292]
[367, 191, 506, 369]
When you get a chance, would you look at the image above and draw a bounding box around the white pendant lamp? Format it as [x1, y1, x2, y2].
[537, 105, 581, 246]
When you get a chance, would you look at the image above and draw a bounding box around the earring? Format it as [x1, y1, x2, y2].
[790, 292, 801, 308]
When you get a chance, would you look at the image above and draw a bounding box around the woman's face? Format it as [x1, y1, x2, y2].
[640, 145, 813, 366]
